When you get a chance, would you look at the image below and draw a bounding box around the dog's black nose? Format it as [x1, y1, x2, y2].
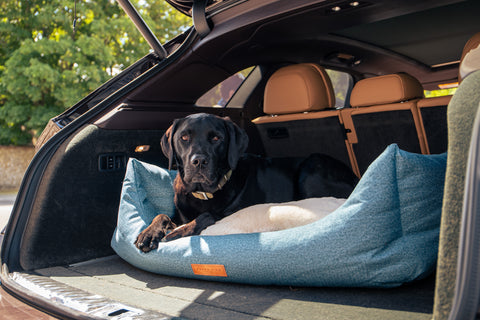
[191, 154, 208, 167]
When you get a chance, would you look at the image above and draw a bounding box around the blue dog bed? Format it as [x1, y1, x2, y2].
[111, 144, 446, 287]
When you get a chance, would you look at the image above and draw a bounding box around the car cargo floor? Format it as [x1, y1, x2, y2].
[32, 255, 434, 320]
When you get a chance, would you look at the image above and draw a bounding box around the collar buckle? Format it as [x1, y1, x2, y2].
[191, 191, 213, 200]
[191, 170, 232, 200]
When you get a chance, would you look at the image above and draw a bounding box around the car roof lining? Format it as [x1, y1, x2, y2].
[126, 0, 479, 104]
[335, 0, 480, 67]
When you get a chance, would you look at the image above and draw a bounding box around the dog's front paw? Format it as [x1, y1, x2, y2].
[134, 214, 176, 253]
[162, 223, 195, 242]
[162, 213, 216, 241]
[135, 227, 162, 253]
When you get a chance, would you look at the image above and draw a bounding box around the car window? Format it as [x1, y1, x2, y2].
[326, 69, 353, 109]
[197, 67, 352, 109]
[197, 67, 255, 108]
[424, 87, 458, 98]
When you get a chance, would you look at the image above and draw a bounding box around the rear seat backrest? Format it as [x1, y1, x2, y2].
[253, 63, 356, 173]
[416, 95, 451, 154]
[342, 73, 426, 175]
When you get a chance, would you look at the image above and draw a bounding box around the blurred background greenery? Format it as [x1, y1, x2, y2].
[0, 0, 190, 145]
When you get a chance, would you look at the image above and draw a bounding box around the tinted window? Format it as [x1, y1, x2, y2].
[197, 67, 254, 107]
[326, 69, 353, 109]
[424, 88, 457, 97]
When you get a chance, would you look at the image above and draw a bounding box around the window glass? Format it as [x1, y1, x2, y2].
[424, 88, 457, 98]
[197, 67, 352, 109]
[197, 67, 254, 107]
[326, 69, 353, 109]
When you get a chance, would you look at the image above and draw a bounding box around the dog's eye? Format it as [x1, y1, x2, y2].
[212, 136, 220, 142]
[181, 135, 190, 141]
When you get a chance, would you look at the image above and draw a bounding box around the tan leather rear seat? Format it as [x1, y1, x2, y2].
[254, 65, 450, 177]
[253, 63, 357, 173]
[416, 95, 451, 154]
[342, 73, 426, 175]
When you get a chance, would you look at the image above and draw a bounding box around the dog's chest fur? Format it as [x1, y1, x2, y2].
[173, 156, 305, 224]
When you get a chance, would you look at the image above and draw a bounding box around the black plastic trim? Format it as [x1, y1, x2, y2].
[193, 0, 212, 38]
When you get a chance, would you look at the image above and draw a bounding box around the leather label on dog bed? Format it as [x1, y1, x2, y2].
[191, 264, 227, 277]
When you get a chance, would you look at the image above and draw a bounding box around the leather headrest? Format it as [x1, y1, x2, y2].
[263, 63, 335, 115]
[459, 32, 480, 81]
[350, 73, 424, 108]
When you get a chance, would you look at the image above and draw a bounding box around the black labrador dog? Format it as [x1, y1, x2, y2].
[135, 113, 358, 252]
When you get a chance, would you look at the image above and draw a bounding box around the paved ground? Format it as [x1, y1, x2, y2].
[0, 193, 16, 231]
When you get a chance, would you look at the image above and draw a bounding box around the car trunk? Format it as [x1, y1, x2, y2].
[2, 0, 479, 318]
[1, 115, 439, 319]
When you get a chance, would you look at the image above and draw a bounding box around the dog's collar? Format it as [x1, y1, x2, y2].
[191, 170, 232, 201]
[191, 191, 214, 200]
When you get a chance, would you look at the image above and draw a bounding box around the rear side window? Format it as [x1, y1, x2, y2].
[197, 67, 254, 107]
[424, 81, 458, 97]
[197, 67, 352, 109]
[326, 69, 353, 109]
[424, 88, 457, 98]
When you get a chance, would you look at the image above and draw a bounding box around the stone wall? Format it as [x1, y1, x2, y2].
[0, 146, 35, 192]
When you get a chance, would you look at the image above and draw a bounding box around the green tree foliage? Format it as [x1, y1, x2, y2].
[0, 0, 190, 145]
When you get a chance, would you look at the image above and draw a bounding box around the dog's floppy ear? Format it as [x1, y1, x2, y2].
[161, 119, 181, 170]
[224, 117, 249, 170]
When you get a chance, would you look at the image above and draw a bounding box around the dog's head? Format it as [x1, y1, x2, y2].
[161, 113, 248, 193]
